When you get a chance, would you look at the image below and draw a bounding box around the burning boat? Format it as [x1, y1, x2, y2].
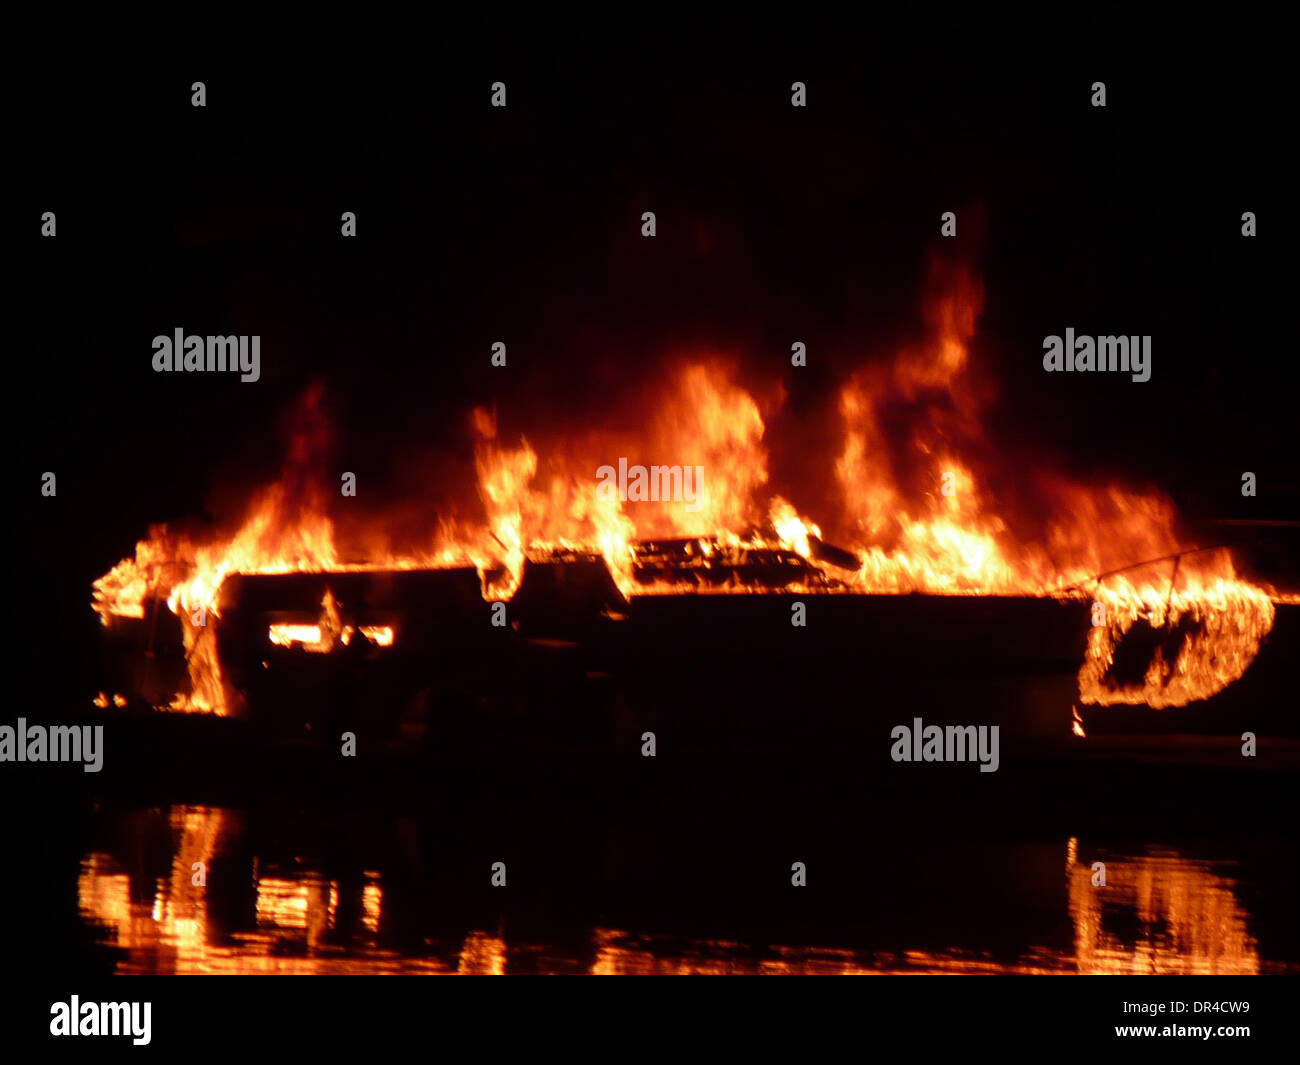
[88, 526, 1290, 756]
[87, 262, 1293, 752]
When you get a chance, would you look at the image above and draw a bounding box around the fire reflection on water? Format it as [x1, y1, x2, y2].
[1067, 841, 1258, 975]
[74, 806, 1280, 975]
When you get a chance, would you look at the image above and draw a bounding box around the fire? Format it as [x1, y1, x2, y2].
[268, 624, 324, 649]
[1082, 572, 1275, 708]
[91, 265, 1285, 715]
[469, 363, 772, 598]
[267, 623, 395, 651]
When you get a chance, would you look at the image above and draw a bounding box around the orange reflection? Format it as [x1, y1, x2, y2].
[1067, 843, 1259, 974]
[255, 876, 337, 947]
[78, 805, 226, 973]
[457, 931, 507, 974]
[76, 812, 1277, 974]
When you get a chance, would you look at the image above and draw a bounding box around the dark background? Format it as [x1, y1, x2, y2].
[13, 40, 1293, 705]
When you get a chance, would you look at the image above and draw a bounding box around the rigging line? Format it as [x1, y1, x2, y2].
[1049, 544, 1230, 596]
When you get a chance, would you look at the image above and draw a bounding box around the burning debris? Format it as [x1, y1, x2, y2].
[629, 537, 847, 592]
